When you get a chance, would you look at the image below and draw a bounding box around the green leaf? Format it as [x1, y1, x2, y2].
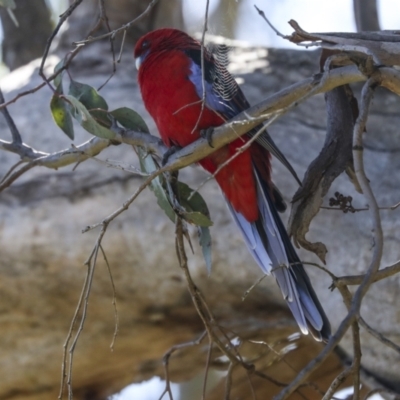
[199, 226, 212, 275]
[138, 152, 176, 223]
[181, 211, 213, 227]
[53, 57, 66, 89]
[68, 80, 109, 127]
[69, 80, 108, 111]
[176, 182, 213, 227]
[64, 95, 114, 139]
[50, 89, 74, 140]
[110, 107, 149, 133]
[112, 107, 172, 221]
[175, 182, 213, 272]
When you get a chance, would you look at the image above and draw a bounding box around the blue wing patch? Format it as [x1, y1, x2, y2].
[184, 46, 301, 186]
[188, 60, 239, 120]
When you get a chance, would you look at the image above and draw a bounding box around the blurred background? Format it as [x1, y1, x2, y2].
[0, 0, 398, 73]
[0, 1, 399, 400]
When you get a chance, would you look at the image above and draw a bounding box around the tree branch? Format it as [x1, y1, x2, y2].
[273, 77, 383, 400]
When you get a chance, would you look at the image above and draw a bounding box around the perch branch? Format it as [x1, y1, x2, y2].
[0, 64, 368, 192]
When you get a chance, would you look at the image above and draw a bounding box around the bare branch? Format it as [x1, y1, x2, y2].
[0, 137, 111, 192]
[0, 64, 370, 194]
[287, 20, 400, 67]
[254, 5, 287, 39]
[358, 317, 400, 354]
[335, 260, 400, 286]
[0, 87, 21, 143]
[273, 76, 383, 400]
[39, 0, 83, 79]
[99, 245, 119, 351]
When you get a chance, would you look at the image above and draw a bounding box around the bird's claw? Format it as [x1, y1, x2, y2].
[200, 127, 215, 148]
[162, 145, 182, 166]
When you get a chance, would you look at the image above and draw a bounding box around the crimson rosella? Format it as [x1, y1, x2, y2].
[134, 28, 331, 342]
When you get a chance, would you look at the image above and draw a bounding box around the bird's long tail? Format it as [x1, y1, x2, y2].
[227, 165, 331, 342]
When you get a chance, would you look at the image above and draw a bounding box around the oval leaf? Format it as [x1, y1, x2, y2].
[69, 80, 108, 112]
[139, 152, 176, 223]
[111, 107, 149, 133]
[181, 211, 213, 227]
[64, 95, 114, 139]
[199, 226, 212, 275]
[176, 182, 213, 226]
[53, 57, 66, 89]
[50, 93, 74, 139]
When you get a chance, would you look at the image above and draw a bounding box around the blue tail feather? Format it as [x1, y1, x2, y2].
[226, 166, 331, 342]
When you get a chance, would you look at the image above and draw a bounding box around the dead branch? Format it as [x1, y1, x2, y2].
[288, 84, 357, 262]
[273, 76, 383, 400]
[334, 260, 400, 286]
[287, 20, 400, 67]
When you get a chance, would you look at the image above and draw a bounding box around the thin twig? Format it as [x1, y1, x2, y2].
[97, 0, 118, 91]
[191, 0, 210, 134]
[73, 0, 160, 45]
[321, 366, 353, 400]
[363, 388, 400, 400]
[0, 138, 111, 193]
[59, 263, 90, 399]
[160, 331, 207, 400]
[254, 5, 287, 39]
[39, 0, 83, 78]
[202, 340, 213, 400]
[82, 167, 166, 233]
[0, 46, 82, 111]
[66, 225, 106, 400]
[0, 160, 24, 184]
[359, 316, 400, 354]
[273, 76, 383, 400]
[0, 87, 22, 143]
[242, 274, 268, 301]
[334, 260, 400, 286]
[99, 244, 119, 351]
[174, 218, 249, 368]
[224, 362, 234, 400]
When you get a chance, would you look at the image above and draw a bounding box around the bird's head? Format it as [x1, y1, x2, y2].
[134, 28, 199, 70]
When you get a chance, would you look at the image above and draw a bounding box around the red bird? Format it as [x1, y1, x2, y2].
[134, 28, 331, 341]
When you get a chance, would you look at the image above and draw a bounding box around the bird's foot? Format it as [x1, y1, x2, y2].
[200, 127, 215, 148]
[162, 145, 182, 166]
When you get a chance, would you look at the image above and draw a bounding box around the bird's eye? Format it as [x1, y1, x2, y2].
[142, 40, 150, 49]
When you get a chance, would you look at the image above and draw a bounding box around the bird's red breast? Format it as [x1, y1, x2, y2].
[136, 31, 259, 221]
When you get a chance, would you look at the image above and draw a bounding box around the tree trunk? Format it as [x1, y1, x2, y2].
[353, 0, 380, 31]
[59, 0, 184, 48]
[0, 0, 53, 70]
[208, 0, 242, 38]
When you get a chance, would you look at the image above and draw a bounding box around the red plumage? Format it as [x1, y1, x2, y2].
[134, 28, 331, 341]
[135, 32, 259, 221]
